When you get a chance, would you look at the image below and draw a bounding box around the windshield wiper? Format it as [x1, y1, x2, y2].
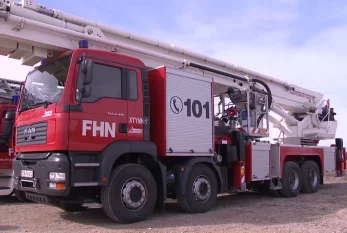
[31, 101, 52, 108]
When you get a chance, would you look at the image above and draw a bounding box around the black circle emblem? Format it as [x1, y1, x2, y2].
[170, 96, 183, 114]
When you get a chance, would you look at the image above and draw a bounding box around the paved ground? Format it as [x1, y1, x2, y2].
[1, 175, 347, 233]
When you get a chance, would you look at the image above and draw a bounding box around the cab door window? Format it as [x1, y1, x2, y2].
[127, 70, 138, 101]
[82, 63, 122, 103]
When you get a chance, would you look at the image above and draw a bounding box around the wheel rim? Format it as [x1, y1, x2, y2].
[309, 168, 318, 187]
[289, 170, 299, 190]
[192, 176, 211, 203]
[121, 178, 147, 210]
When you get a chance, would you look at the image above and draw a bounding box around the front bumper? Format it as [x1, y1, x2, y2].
[13, 152, 70, 196]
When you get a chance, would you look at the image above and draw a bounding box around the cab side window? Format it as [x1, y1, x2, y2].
[127, 70, 138, 100]
[82, 63, 122, 102]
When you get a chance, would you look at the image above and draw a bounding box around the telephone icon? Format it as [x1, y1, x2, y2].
[170, 96, 183, 114]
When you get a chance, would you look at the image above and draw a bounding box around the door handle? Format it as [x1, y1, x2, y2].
[119, 123, 127, 133]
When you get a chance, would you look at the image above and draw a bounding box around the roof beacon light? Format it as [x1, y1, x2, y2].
[12, 95, 19, 105]
[79, 40, 89, 48]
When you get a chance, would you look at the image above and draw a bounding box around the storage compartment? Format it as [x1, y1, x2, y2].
[270, 144, 280, 178]
[323, 147, 336, 174]
[251, 143, 271, 181]
[165, 68, 213, 156]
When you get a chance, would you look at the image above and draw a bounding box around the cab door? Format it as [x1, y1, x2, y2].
[68, 58, 129, 152]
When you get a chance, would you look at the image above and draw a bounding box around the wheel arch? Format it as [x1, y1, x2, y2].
[98, 141, 166, 211]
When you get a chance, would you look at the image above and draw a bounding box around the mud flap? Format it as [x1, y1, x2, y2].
[155, 161, 167, 213]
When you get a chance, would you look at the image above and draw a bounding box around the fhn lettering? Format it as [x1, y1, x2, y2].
[82, 120, 116, 138]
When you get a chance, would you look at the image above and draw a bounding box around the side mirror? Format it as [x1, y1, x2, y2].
[82, 85, 92, 98]
[82, 59, 94, 85]
[3, 111, 15, 139]
[4, 111, 15, 121]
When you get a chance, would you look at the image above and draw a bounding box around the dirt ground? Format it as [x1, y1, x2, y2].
[1, 176, 347, 233]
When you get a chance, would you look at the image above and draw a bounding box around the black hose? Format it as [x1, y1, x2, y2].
[251, 78, 273, 127]
[189, 62, 249, 82]
[187, 60, 271, 127]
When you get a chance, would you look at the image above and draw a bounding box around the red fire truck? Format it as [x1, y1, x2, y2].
[0, 78, 22, 198]
[0, 0, 345, 224]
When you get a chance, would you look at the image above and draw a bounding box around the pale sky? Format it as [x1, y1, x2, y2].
[0, 0, 346, 146]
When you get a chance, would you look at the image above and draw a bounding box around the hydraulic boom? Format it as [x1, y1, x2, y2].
[0, 0, 338, 144]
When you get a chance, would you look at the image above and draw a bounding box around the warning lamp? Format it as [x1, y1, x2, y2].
[79, 40, 89, 48]
[240, 166, 245, 176]
[12, 95, 19, 105]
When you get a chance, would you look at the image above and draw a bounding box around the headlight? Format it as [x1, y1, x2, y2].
[49, 172, 66, 181]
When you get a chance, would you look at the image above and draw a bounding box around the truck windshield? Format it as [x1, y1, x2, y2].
[19, 55, 71, 112]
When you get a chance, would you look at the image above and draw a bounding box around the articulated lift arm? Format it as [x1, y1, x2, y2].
[0, 77, 21, 101]
[0, 0, 338, 143]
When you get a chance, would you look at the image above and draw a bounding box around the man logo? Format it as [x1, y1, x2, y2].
[24, 127, 36, 135]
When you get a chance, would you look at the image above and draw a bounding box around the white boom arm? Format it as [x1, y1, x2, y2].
[0, 0, 338, 143]
[0, 77, 21, 101]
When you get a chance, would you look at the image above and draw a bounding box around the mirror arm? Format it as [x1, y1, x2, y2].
[77, 53, 86, 64]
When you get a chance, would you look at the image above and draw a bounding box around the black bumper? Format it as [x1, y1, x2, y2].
[13, 152, 70, 197]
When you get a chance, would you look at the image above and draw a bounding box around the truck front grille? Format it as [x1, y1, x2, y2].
[16, 121, 48, 146]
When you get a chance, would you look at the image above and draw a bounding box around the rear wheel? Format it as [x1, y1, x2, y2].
[279, 161, 302, 197]
[300, 161, 320, 193]
[177, 164, 218, 213]
[101, 163, 157, 223]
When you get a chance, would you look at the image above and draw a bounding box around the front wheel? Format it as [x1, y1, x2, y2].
[101, 163, 157, 224]
[177, 164, 218, 213]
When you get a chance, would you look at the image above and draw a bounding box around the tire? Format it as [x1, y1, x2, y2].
[14, 189, 31, 202]
[177, 164, 218, 213]
[101, 163, 157, 224]
[278, 161, 302, 198]
[300, 161, 320, 193]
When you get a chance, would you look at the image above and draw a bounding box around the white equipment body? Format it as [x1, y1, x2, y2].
[166, 68, 213, 155]
[0, 0, 338, 145]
